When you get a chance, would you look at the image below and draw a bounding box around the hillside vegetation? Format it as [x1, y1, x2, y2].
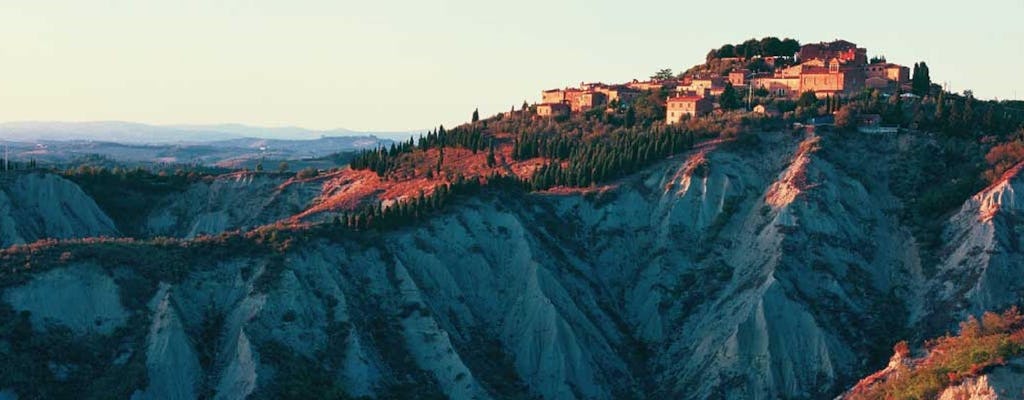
[847, 308, 1024, 399]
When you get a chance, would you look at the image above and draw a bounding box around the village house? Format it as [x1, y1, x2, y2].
[728, 69, 750, 86]
[573, 91, 607, 112]
[864, 62, 911, 92]
[542, 89, 568, 104]
[677, 76, 727, 98]
[540, 82, 638, 115]
[747, 40, 906, 98]
[595, 85, 641, 105]
[799, 40, 867, 65]
[627, 79, 678, 92]
[752, 74, 801, 97]
[536, 102, 570, 118]
[538, 87, 608, 114]
[797, 57, 866, 97]
[666, 95, 713, 124]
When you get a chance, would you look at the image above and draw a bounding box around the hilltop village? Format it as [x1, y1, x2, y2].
[536, 39, 917, 126]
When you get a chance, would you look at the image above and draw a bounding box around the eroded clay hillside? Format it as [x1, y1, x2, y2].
[0, 172, 118, 248]
[0, 131, 1020, 399]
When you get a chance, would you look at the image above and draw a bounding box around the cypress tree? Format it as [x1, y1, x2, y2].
[436, 147, 444, 173]
[486, 141, 496, 167]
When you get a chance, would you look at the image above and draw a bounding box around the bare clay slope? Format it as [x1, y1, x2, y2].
[930, 163, 1024, 319]
[0, 132, 935, 399]
[143, 172, 322, 238]
[0, 172, 118, 247]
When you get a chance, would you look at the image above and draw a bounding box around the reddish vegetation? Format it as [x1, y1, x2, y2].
[984, 142, 1024, 185]
[846, 307, 1024, 399]
[291, 140, 551, 221]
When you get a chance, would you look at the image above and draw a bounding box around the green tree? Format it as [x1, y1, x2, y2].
[834, 105, 859, 130]
[651, 68, 674, 81]
[912, 61, 931, 96]
[296, 167, 319, 179]
[719, 82, 742, 110]
[797, 91, 819, 108]
[436, 147, 444, 173]
[472, 108, 480, 123]
[486, 141, 496, 167]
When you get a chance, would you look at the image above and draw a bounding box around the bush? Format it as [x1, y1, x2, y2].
[850, 307, 1024, 400]
[296, 167, 319, 179]
[984, 140, 1024, 183]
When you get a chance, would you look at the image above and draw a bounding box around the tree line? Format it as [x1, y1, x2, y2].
[350, 122, 493, 176]
[329, 173, 523, 231]
[514, 124, 704, 190]
[706, 37, 801, 61]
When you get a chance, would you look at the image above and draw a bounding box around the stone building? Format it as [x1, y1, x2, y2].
[595, 85, 641, 105]
[678, 76, 727, 98]
[864, 62, 910, 92]
[728, 69, 750, 86]
[536, 103, 570, 118]
[542, 89, 567, 104]
[573, 91, 607, 112]
[627, 79, 678, 92]
[799, 40, 867, 65]
[752, 75, 801, 97]
[666, 95, 713, 124]
[797, 58, 866, 97]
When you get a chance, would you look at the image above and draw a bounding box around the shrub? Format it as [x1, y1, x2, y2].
[296, 167, 319, 179]
[850, 307, 1024, 400]
[984, 140, 1024, 183]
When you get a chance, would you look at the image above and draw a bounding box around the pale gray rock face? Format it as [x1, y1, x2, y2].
[3, 264, 127, 335]
[0, 173, 118, 247]
[938, 360, 1024, 400]
[931, 168, 1024, 321]
[143, 173, 320, 238]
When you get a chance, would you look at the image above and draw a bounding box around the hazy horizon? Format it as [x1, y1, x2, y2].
[0, 120, 420, 143]
[2, 0, 1022, 133]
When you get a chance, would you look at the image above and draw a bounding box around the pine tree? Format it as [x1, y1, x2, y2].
[472, 108, 480, 123]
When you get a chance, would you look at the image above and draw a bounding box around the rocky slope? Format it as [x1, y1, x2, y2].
[0, 172, 119, 248]
[929, 163, 1024, 321]
[143, 172, 322, 238]
[937, 361, 1024, 400]
[0, 131, 1013, 399]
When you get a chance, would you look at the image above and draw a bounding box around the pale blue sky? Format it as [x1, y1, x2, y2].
[1, 0, 1021, 132]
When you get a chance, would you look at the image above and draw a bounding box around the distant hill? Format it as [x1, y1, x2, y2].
[0, 134, 391, 168]
[0, 121, 418, 144]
